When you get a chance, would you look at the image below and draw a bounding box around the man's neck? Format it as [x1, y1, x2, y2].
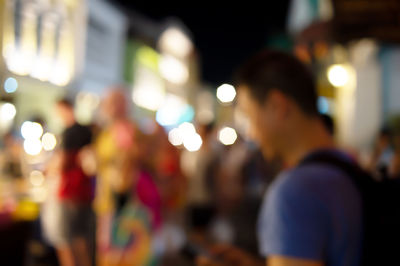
[283, 118, 335, 168]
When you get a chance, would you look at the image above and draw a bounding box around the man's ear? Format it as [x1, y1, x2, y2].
[266, 89, 290, 120]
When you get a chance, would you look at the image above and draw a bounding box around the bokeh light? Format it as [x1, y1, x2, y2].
[41, 132, 57, 151]
[327, 64, 350, 87]
[216, 84, 236, 103]
[4, 77, 18, 93]
[218, 127, 238, 146]
[168, 128, 183, 146]
[24, 139, 43, 156]
[0, 103, 17, 121]
[178, 122, 196, 136]
[183, 132, 202, 152]
[21, 121, 43, 140]
[29, 170, 45, 187]
[159, 55, 189, 85]
[158, 27, 193, 58]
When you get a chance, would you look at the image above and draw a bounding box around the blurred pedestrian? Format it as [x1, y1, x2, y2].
[0, 131, 24, 180]
[197, 50, 362, 266]
[54, 98, 95, 266]
[95, 88, 161, 266]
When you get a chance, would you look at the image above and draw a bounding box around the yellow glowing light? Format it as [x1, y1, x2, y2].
[41, 133, 57, 151]
[218, 127, 238, 146]
[13, 200, 39, 220]
[168, 128, 183, 146]
[29, 170, 45, 187]
[327, 64, 350, 87]
[216, 84, 236, 103]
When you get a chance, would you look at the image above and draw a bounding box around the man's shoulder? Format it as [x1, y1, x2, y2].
[275, 163, 346, 186]
[269, 162, 360, 205]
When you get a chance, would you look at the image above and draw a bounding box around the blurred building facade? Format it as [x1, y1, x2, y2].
[287, 0, 400, 157]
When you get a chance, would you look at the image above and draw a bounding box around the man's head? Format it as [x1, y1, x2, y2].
[102, 87, 128, 121]
[56, 98, 75, 127]
[236, 49, 319, 160]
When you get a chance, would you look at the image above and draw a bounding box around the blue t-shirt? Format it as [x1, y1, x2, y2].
[257, 151, 362, 266]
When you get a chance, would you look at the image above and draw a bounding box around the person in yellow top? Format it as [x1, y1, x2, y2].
[95, 87, 161, 266]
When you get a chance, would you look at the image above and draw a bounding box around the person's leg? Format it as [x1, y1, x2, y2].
[72, 204, 95, 266]
[56, 202, 76, 266]
[72, 237, 91, 266]
[56, 245, 75, 266]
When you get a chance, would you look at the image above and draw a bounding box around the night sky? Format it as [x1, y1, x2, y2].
[109, 1, 290, 85]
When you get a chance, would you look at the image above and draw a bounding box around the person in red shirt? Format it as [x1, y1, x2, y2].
[55, 98, 95, 266]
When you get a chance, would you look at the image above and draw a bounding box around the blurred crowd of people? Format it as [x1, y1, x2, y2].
[1, 51, 400, 266]
[0, 85, 282, 266]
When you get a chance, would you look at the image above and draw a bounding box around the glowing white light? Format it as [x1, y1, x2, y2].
[168, 128, 183, 146]
[178, 122, 196, 136]
[24, 139, 42, 156]
[159, 55, 189, 84]
[218, 127, 238, 146]
[132, 88, 165, 111]
[132, 67, 165, 111]
[327, 64, 350, 87]
[156, 94, 188, 126]
[183, 132, 202, 152]
[41, 133, 57, 151]
[30, 56, 53, 81]
[6, 48, 34, 76]
[29, 170, 45, 187]
[216, 84, 236, 103]
[1, 103, 16, 121]
[50, 61, 71, 86]
[159, 27, 193, 58]
[4, 77, 18, 93]
[21, 122, 43, 140]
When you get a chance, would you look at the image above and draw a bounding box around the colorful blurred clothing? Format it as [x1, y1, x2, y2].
[95, 120, 162, 266]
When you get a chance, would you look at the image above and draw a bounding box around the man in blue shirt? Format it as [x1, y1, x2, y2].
[197, 50, 362, 266]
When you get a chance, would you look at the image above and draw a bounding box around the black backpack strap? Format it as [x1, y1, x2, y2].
[299, 150, 400, 266]
[298, 151, 368, 190]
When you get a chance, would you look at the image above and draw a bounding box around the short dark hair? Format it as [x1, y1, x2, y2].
[57, 97, 73, 109]
[235, 49, 318, 116]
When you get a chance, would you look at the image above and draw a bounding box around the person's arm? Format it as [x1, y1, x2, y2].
[267, 256, 322, 266]
[79, 145, 97, 177]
